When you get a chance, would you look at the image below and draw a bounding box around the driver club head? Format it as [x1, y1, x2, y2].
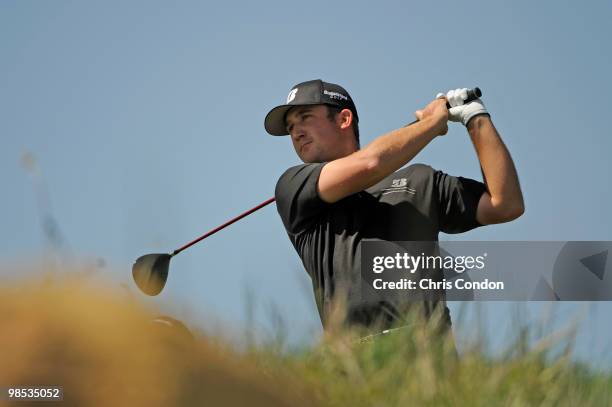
[132, 253, 172, 296]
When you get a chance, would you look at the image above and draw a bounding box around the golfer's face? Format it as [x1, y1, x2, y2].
[285, 105, 340, 163]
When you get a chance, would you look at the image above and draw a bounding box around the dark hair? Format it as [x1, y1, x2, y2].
[326, 105, 360, 148]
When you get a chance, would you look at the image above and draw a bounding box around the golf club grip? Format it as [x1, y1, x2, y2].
[172, 197, 276, 256]
[404, 87, 482, 127]
[462, 87, 482, 105]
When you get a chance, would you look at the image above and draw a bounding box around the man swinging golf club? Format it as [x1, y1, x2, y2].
[265, 79, 524, 336]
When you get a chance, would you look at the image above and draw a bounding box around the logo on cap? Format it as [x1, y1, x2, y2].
[287, 88, 298, 103]
[323, 90, 348, 101]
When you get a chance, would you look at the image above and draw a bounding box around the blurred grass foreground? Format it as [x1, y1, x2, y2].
[1, 265, 611, 406]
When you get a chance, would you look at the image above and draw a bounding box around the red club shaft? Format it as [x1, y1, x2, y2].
[172, 197, 276, 256]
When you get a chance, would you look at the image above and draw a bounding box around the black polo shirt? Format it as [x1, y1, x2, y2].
[275, 162, 487, 330]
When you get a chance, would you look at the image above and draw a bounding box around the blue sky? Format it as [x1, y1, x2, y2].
[2, 1, 611, 366]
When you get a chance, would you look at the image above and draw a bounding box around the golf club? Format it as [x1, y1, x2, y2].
[405, 87, 482, 126]
[132, 197, 275, 296]
[132, 87, 482, 296]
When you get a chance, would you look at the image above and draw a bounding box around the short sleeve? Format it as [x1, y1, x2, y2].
[275, 163, 328, 235]
[434, 169, 488, 234]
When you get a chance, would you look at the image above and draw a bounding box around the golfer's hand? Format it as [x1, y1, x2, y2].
[436, 88, 488, 126]
[414, 98, 448, 136]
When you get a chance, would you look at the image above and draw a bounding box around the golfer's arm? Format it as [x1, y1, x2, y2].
[468, 115, 525, 224]
[318, 118, 439, 203]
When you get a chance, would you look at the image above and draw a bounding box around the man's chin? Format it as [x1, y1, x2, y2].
[301, 153, 326, 164]
[302, 158, 319, 164]
[298, 147, 329, 163]
[299, 151, 320, 163]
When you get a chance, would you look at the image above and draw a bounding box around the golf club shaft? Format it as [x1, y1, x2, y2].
[170, 88, 480, 256]
[404, 87, 482, 127]
[172, 197, 276, 256]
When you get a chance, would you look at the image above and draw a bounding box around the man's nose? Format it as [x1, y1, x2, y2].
[291, 127, 305, 141]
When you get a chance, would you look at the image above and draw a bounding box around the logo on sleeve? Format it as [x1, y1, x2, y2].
[391, 178, 407, 188]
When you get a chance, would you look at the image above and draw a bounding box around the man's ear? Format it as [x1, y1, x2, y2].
[337, 108, 353, 130]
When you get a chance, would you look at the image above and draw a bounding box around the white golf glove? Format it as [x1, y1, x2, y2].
[436, 88, 488, 126]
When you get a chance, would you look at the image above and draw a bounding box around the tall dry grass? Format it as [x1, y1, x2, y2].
[1, 264, 611, 406]
[0, 271, 313, 407]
